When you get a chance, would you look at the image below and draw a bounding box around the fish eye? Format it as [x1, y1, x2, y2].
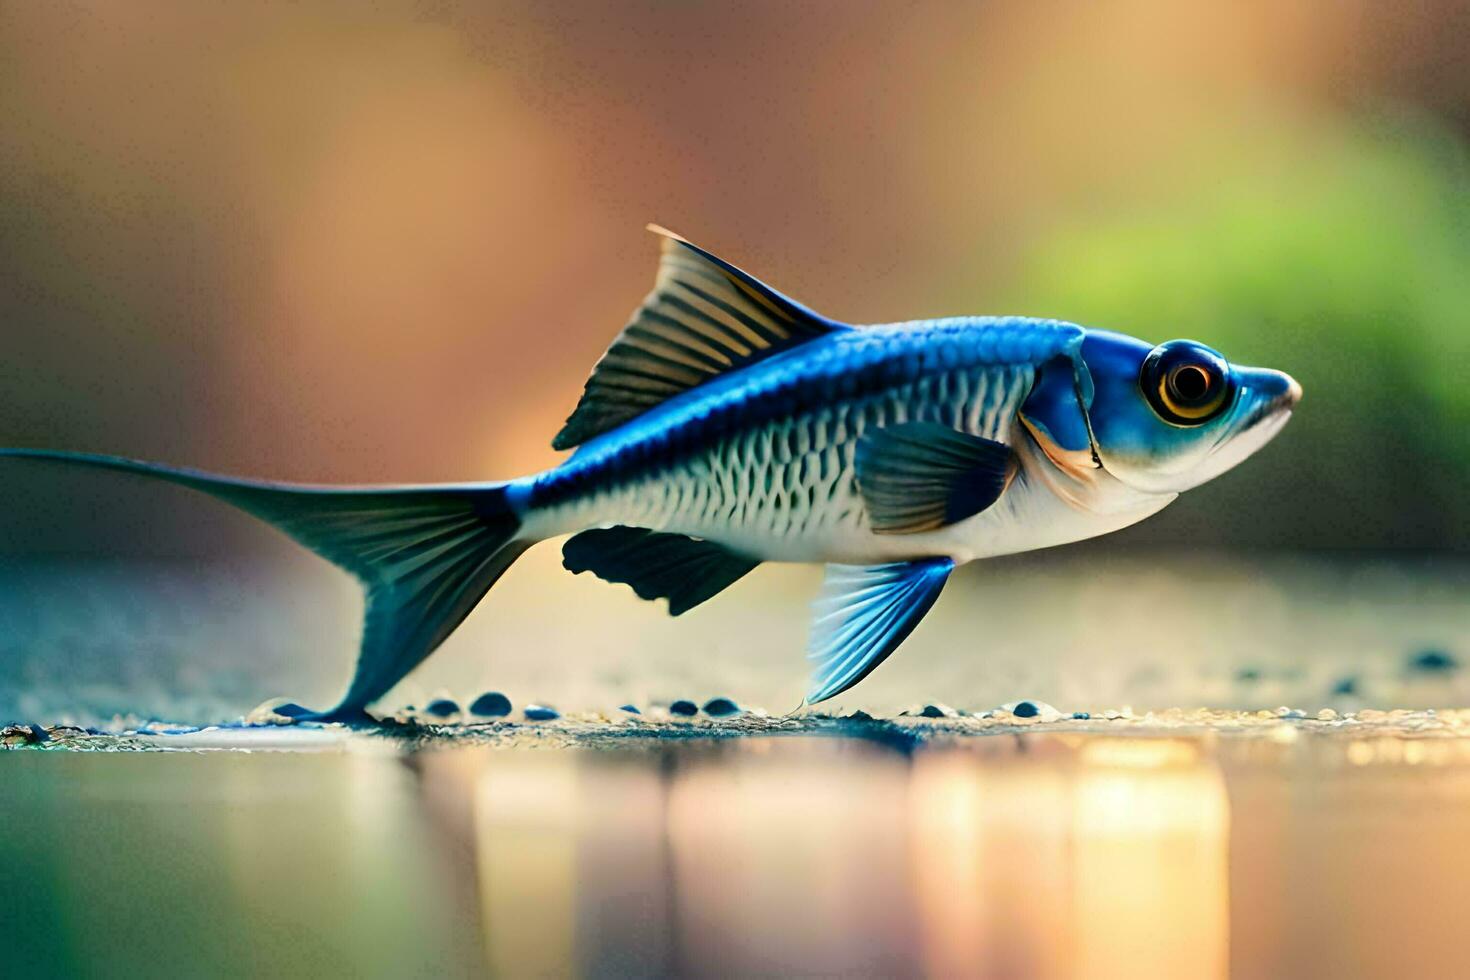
[1140, 341, 1234, 425]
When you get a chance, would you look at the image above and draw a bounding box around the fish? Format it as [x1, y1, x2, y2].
[0, 226, 1301, 719]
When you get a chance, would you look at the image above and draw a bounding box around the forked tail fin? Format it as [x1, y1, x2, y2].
[0, 449, 528, 719]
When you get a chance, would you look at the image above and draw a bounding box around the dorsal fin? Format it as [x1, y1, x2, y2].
[551, 226, 848, 450]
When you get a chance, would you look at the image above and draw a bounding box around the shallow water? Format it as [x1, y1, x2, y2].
[6, 720, 1470, 979]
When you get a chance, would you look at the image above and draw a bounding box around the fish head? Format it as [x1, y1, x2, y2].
[1079, 330, 1301, 494]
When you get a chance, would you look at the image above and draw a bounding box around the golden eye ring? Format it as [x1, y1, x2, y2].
[1141, 342, 1234, 426]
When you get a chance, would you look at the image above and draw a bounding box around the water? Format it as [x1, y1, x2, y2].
[5, 722, 1470, 979]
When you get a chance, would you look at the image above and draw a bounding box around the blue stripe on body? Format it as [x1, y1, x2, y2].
[528, 317, 1083, 512]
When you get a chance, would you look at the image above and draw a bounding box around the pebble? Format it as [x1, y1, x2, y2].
[918, 703, 958, 719]
[669, 700, 699, 717]
[469, 692, 513, 717]
[1072, 711, 1091, 720]
[619, 704, 641, 715]
[702, 697, 741, 717]
[424, 699, 460, 719]
[524, 704, 560, 721]
[1409, 649, 1459, 673]
[999, 700, 1062, 721]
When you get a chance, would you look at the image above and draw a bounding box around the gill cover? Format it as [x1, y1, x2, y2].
[1019, 347, 1099, 469]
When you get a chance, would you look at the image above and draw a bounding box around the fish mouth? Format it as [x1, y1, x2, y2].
[1207, 373, 1301, 462]
[1234, 395, 1294, 437]
[1241, 375, 1302, 428]
[1226, 405, 1293, 452]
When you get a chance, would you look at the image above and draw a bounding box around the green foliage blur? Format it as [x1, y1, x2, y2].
[998, 113, 1470, 551]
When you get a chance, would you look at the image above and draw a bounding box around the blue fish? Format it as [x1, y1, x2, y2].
[1, 227, 1300, 718]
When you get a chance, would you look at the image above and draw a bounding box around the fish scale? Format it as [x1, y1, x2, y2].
[531, 355, 1035, 562]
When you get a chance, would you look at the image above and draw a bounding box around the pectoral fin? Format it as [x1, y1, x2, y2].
[806, 558, 955, 703]
[562, 525, 760, 615]
[854, 422, 1014, 534]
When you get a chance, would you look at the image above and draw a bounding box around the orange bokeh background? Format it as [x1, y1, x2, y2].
[4, 0, 1465, 520]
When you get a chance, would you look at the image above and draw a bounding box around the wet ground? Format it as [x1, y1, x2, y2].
[3, 551, 1467, 726]
[7, 711, 1470, 979]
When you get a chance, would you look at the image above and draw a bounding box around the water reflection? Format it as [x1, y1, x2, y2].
[910, 739, 1228, 979]
[410, 733, 1470, 979]
[0, 749, 486, 977]
[408, 736, 1224, 978]
[7, 732, 1470, 978]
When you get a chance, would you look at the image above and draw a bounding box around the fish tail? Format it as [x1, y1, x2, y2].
[0, 448, 534, 720]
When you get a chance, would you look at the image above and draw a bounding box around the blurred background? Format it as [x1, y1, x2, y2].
[1, 0, 1468, 721]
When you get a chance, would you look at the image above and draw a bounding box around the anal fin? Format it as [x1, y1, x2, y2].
[562, 526, 759, 616]
[806, 558, 955, 703]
